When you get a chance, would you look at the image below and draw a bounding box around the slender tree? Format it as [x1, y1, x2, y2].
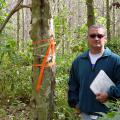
[86, 0, 95, 27]
[22, 1, 25, 51]
[17, 1, 20, 50]
[112, 0, 116, 37]
[106, 0, 111, 40]
[30, 0, 55, 120]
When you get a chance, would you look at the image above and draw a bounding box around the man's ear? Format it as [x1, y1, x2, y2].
[106, 40, 107, 44]
[105, 39, 107, 44]
[104, 35, 107, 43]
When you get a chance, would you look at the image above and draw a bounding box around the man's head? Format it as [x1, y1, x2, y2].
[87, 25, 107, 54]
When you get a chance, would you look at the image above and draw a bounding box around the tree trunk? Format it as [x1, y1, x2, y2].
[22, 2, 25, 51]
[102, 0, 105, 16]
[30, 0, 55, 120]
[62, 17, 65, 55]
[106, 0, 111, 41]
[17, 9, 20, 50]
[86, 0, 95, 27]
[112, 0, 116, 37]
[77, 0, 81, 26]
[57, 0, 60, 13]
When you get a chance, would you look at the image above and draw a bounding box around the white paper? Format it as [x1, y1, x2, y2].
[90, 70, 115, 94]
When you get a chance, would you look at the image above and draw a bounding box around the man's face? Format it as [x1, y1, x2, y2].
[87, 28, 107, 50]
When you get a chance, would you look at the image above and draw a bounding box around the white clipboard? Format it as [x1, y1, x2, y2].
[90, 70, 115, 94]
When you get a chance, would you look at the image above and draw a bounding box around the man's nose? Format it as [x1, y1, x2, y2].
[95, 37, 99, 41]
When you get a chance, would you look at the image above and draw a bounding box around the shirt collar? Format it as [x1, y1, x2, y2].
[81, 47, 112, 58]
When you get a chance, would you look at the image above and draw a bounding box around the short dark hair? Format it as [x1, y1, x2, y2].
[88, 25, 106, 36]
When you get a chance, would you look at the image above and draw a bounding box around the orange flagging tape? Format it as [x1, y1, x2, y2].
[32, 36, 55, 92]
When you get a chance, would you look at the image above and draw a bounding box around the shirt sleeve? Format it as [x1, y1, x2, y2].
[107, 57, 120, 99]
[68, 61, 79, 108]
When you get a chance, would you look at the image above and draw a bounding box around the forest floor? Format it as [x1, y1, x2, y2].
[0, 97, 32, 120]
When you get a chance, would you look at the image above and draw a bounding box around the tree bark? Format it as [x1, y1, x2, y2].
[77, 0, 81, 26]
[106, 0, 111, 41]
[86, 0, 95, 27]
[112, 0, 116, 37]
[17, 9, 20, 50]
[22, 2, 25, 51]
[30, 0, 55, 120]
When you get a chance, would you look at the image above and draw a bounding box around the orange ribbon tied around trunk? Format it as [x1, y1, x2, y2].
[32, 36, 55, 92]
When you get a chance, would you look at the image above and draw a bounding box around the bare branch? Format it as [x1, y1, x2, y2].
[0, 0, 31, 33]
[15, 4, 31, 12]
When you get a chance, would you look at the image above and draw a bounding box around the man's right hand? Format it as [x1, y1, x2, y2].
[96, 92, 109, 103]
[75, 107, 80, 114]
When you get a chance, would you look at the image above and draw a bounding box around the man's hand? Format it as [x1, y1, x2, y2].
[75, 106, 80, 115]
[96, 92, 109, 103]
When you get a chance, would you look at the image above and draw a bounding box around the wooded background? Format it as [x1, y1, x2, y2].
[0, 0, 120, 120]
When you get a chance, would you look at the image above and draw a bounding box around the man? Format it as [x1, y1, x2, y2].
[68, 25, 120, 120]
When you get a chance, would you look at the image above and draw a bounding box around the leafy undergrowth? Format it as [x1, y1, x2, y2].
[0, 66, 32, 120]
[54, 52, 81, 120]
[0, 38, 32, 120]
[0, 65, 32, 120]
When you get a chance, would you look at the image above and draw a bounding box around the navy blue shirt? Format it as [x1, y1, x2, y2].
[68, 48, 120, 114]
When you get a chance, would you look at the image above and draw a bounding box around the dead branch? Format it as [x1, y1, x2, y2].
[0, 0, 31, 33]
[15, 4, 31, 12]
